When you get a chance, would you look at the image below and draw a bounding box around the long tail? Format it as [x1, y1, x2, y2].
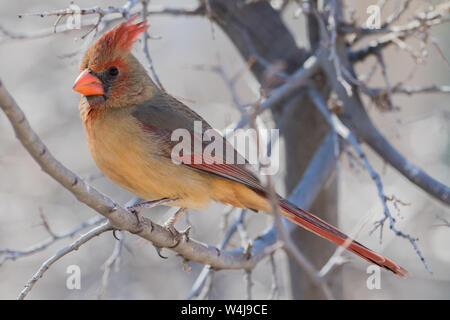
[278, 199, 408, 277]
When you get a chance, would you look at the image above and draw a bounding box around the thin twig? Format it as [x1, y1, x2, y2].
[309, 87, 432, 273]
[248, 98, 334, 300]
[382, 0, 412, 28]
[141, 0, 166, 92]
[196, 268, 215, 300]
[349, 3, 450, 62]
[244, 270, 253, 300]
[0, 78, 285, 274]
[1, 2, 203, 45]
[97, 230, 125, 299]
[268, 253, 280, 299]
[186, 209, 246, 300]
[318, 33, 450, 205]
[224, 56, 319, 136]
[0, 215, 106, 266]
[17, 221, 113, 300]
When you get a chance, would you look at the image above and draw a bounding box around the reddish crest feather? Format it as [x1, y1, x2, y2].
[97, 15, 149, 52]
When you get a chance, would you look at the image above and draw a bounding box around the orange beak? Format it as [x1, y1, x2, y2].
[72, 69, 105, 96]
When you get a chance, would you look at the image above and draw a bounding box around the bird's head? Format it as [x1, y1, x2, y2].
[73, 16, 156, 107]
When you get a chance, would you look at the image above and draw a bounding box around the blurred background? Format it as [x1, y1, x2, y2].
[0, 0, 449, 299]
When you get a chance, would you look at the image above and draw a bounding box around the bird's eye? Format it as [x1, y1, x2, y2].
[108, 66, 119, 77]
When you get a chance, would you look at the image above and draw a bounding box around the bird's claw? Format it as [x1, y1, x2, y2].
[164, 220, 178, 237]
[112, 229, 122, 240]
[129, 209, 147, 234]
[164, 222, 192, 248]
[164, 221, 180, 248]
[180, 225, 192, 242]
[153, 245, 168, 259]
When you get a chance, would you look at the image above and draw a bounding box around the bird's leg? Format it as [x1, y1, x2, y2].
[164, 208, 186, 235]
[127, 198, 178, 212]
[164, 208, 191, 247]
[127, 198, 179, 234]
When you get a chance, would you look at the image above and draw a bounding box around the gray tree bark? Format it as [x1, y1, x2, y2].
[210, 0, 342, 299]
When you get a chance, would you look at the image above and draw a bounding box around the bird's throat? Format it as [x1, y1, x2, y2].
[79, 97, 105, 126]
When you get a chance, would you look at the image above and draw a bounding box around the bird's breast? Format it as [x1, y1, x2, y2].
[81, 107, 214, 209]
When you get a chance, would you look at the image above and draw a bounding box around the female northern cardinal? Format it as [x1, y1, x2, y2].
[73, 16, 407, 277]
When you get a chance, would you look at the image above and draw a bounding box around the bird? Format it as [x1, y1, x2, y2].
[72, 16, 407, 277]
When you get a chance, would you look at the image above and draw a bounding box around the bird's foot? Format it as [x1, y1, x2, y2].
[129, 209, 147, 234]
[165, 226, 192, 248]
[163, 208, 191, 247]
[126, 198, 179, 234]
[180, 225, 192, 242]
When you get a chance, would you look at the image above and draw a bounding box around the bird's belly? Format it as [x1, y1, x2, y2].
[85, 119, 213, 209]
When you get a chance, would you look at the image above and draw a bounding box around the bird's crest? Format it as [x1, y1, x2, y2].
[82, 15, 149, 71]
[96, 15, 149, 52]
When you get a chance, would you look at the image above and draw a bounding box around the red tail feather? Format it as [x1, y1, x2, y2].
[278, 199, 408, 277]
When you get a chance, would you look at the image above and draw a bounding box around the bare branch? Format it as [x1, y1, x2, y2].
[317, 33, 450, 205]
[18, 2, 204, 19]
[371, 85, 450, 96]
[0, 79, 281, 275]
[287, 130, 338, 232]
[17, 1, 138, 19]
[433, 216, 450, 228]
[0, 19, 118, 44]
[0, 215, 105, 266]
[97, 231, 125, 299]
[144, 5, 205, 16]
[244, 269, 253, 300]
[141, 0, 166, 92]
[269, 185, 334, 300]
[319, 211, 375, 278]
[224, 55, 319, 135]
[268, 253, 280, 299]
[193, 60, 256, 116]
[186, 209, 246, 300]
[195, 84, 337, 300]
[196, 268, 215, 300]
[308, 87, 432, 273]
[364, 121, 450, 204]
[349, 2, 450, 62]
[382, 0, 412, 28]
[374, 49, 402, 128]
[17, 221, 113, 300]
[1, 2, 203, 45]
[248, 101, 334, 300]
[320, 0, 353, 96]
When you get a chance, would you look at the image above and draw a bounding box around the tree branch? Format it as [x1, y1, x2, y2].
[287, 130, 338, 232]
[0, 79, 283, 275]
[349, 2, 450, 62]
[17, 221, 113, 300]
[224, 55, 319, 135]
[308, 87, 432, 272]
[0, 215, 105, 266]
[1, 2, 203, 45]
[317, 41, 450, 205]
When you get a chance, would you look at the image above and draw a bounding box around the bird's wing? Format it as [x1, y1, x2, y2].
[131, 93, 265, 193]
[130, 94, 409, 277]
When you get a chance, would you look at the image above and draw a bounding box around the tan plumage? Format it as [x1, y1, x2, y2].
[73, 17, 408, 277]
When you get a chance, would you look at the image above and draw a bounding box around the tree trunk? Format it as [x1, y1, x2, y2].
[210, 0, 342, 299]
